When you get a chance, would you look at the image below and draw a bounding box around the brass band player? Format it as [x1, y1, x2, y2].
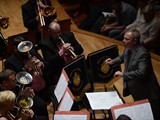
[4, 37, 55, 103]
[21, 0, 56, 44]
[39, 21, 84, 87]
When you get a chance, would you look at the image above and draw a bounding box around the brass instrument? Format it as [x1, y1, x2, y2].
[17, 41, 43, 76]
[0, 15, 9, 45]
[15, 72, 33, 120]
[59, 36, 77, 59]
[37, 1, 56, 26]
[15, 94, 33, 120]
[16, 71, 33, 90]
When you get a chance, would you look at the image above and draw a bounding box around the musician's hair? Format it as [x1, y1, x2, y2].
[13, 36, 24, 47]
[125, 28, 141, 44]
[0, 69, 16, 84]
[116, 114, 132, 120]
[0, 90, 16, 107]
[49, 21, 61, 32]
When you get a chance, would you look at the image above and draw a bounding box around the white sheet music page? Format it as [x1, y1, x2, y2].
[85, 91, 123, 110]
[54, 111, 90, 120]
[113, 102, 154, 120]
[58, 87, 74, 111]
[54, 70, 69, 103]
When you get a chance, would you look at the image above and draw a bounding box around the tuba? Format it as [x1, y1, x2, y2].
[0, 15, 9, 45]
[17, 41, 46, 92]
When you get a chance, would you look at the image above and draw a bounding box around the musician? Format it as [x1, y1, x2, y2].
[21, 0, 54, 43]
[40, 21, 84, 86]
[0, 69, 49, 120]
[0, 90, 33, 120]
[4, 37, 55, 104]
[105, 29, 160, 120]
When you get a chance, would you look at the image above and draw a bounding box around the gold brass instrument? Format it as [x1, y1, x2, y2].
[59, 36, 77, 59]
[15, 94, 33, 120]
[17, 41, 43, 76]
[37, 1, 45, 26]
[37, 1, 56, 27]
[0, 15, 9, 45]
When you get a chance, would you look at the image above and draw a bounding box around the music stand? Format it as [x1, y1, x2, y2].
[87, 45, 121, 84]
[64, 55, 90, 99]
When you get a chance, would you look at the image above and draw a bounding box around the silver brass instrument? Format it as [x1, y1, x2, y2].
[0, 15, 9, 45]
[59, 36, 77, 59]
[16, 71, 33, 90]
[17, 41, 43, 76]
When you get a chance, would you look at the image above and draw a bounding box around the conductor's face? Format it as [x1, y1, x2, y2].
[123, 32, 136, 49]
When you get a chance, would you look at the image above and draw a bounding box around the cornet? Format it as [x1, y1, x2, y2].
[17, 41, 43, 76]
[15, 94, 33, 120]
[16, 71, 33, 90]
[15, 72, 33, 120]
[59, 36, 77, 59]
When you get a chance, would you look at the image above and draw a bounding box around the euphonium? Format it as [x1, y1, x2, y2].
[59, 36, 77, 59]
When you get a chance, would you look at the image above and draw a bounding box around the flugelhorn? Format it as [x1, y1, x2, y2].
[17, 41, 43, 76]
[59, 36, 77, 59]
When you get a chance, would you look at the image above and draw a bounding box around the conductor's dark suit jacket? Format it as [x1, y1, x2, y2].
[113, 45, 160, 101]
[40, 32, 84, 86]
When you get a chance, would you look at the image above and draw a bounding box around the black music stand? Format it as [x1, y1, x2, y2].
[64, 55, 90, 98]
[87, 45, 121, 84]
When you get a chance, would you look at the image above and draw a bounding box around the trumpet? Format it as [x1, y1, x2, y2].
[59, 36, 77, 59]
[17, 41, 43, 76]
[0, 15, 9, 45]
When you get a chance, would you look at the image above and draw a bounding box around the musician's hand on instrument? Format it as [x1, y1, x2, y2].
[114, 71, 123, 77]
[36, 16, 40, 21]
[105, 58, 114, 65]
[21, 109, 34, 120]
[24, 87, 35, 98]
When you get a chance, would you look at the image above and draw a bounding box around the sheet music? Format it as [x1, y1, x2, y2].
[58, 87, 74, 111]
[54, 111, 90, 120]
[54, 70, 69, 103]
[86, 91, 123, 110]
[113, 102, 154, 120]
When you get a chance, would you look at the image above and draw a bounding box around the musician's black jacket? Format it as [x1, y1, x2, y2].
[21, 0, 52, 31]
[4, 49, 54, 120]
[39, 31, 84, 86]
